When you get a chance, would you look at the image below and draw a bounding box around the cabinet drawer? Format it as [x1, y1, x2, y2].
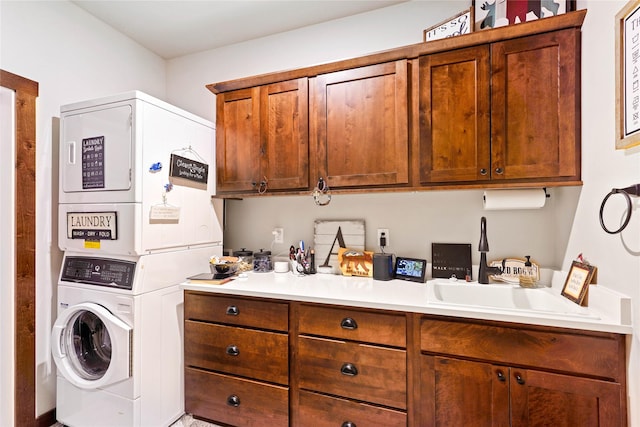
[298, 390, 407, 426]
[421, 317, 624, 380]
[185, 291, 288, 331]
[298, 336, 406, 409]
[185, 320, 289, 385]
[298, 304, 406, 347]
[185, 367, 288, 427]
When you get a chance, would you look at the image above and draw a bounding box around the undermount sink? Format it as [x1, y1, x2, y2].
[426, 279, 600, 319]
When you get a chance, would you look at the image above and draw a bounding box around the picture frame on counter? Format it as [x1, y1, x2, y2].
[615, 0, 640, 149]
[561, 261, 597, 305]
[423, 7, 473, 42]
[473, 0, 577, 31]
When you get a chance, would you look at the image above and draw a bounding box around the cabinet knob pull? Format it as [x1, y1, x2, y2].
[342, 422, 357, 427]
[515, 373, 525, 385]
[340, 317, 358, 330]
[227, 394, 241, 407]
[340, 363, 358, 376]
[480, 168, 488, 175]
[495, 167, 504, 175]
[496, 370, 506, 382]
[226, 305, 239, 316]
[226, 345, 240, 356]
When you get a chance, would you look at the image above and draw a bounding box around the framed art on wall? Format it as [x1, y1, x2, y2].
[616, 0, 640, 149]
[474, 0, 577, 31]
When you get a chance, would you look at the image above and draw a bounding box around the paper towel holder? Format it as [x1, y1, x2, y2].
[482, 188, 549, 210]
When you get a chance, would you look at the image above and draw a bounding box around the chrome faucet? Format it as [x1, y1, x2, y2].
[478, 216, 503, 284]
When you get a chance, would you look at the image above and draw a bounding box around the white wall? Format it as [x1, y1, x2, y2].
[166, 0, 639, 424]
[0, 0, 167, 419]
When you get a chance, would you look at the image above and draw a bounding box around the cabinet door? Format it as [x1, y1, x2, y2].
[491, 29, 580, 181]
[420, 356, 509, 426]
[510, 369, 624, 427]
[419, 46, 491, 183]
[216, 87, 261, 192]
[261, 78, 309, 191]
[314, 60, 409, 188]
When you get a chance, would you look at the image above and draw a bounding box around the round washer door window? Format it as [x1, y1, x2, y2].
[66, 309, 112, 380]
[51, 302, 132, 389]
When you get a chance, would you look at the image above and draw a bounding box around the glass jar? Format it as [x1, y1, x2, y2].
[233, 248, 253, 264]
[253, 249, 272, 272]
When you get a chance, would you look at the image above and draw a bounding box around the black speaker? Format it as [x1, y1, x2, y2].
[373, 253, 394, 281]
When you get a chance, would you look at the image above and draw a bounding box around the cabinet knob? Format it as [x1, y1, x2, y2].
[495, 167, 504, 175]
[480, 168, 488, 175]
[496, 370, 506, 382]
[341, 422, 357, 427]
[227, 394, 241, 407]
[226, 345, 240, 356]
[340, 317, 358, 330]
[226, 305, 239, 316]
[515, 373, 525, 385]
[340, 363, 358, 376]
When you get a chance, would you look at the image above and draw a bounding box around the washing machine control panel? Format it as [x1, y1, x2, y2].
[61, 256, 136, 290]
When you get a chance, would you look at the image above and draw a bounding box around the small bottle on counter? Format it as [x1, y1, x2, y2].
[519, 255, 537, 288]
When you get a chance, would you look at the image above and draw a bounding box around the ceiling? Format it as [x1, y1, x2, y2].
[71, 1, 408, 60]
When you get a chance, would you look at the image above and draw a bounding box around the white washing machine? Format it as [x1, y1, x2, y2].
[52, 246, 220, 427]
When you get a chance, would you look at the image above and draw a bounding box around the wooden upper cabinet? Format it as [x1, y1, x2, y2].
[216, 87, 261, 192]
[216, 78, 309, 193]
[418, 46, 491, 183]
[491, 29, 580, 182]
[312, 60, 409, 189]
[261, 78, 309, 191]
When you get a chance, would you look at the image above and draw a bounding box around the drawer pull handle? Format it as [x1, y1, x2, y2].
[226, 345, 240, 356]
[340, 317, 358, 330]
[226, 305, 239, 316]
[340, 363, 358, 376]
[227, 394, 241, 407]
[515, 373, 525, 385]
[496, 370, 506, 382]
[341, 422, 357, 427]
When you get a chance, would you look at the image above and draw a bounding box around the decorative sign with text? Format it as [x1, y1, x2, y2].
[81, 136, 105, 189]
[169, 154, 208, 190]
[67, 211, 117, 240]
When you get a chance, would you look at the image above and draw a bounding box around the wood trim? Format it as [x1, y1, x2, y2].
[0, 69, 48, 427]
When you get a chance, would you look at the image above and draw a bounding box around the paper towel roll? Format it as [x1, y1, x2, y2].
[483, 189, 546, 210]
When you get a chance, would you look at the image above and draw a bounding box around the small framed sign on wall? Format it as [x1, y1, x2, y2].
[616, 0, 640, 149]
[423, 8, 473, 42]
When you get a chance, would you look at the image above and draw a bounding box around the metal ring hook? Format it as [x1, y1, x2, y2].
[599, 187, 634, 234]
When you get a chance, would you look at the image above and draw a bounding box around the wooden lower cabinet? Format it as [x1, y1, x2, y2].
[419, 316, 627, 427]
[184, 292, 627, 427]
[420, 356, 623, 427]
[298, 390, 407, 426]
[185, 368, 288, 427]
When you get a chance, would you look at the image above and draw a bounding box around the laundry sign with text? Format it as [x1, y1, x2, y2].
[169, 154, 208, 190]
[67, 211, 117, 240]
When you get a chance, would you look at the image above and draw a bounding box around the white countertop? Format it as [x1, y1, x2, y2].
[182, 271, 633, 334]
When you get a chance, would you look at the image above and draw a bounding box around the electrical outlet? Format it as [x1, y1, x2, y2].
[377, 228, 389, 247]
[273, 227, 284, 244]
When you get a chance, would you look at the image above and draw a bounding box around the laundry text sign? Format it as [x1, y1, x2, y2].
[67, 211, 117, 240]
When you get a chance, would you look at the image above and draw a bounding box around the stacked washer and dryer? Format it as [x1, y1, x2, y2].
[51, 91, 222, 426]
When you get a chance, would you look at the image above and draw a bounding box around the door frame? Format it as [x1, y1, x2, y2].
[0, 70, 52, 426]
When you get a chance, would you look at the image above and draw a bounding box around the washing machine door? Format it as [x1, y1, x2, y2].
[51, 302, 132, 389]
